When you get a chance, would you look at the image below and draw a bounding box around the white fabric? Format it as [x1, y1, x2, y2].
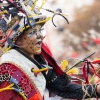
[0, 49, 46, 96]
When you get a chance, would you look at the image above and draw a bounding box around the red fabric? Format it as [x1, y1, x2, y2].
[93, 38, 100, 44]
[91, 59, 100, 64]
[0, 81, 23, 100]
[70, 52, 79, 58]
[83, 62, 89, 84]
[8, 0, 13, 3]
[29, 93, 41, 100]
[41, 43, 52, 57]
[41, 43, 64, 75]
[0, 63, 42, 99]
[83, 61, 100, 84]
[89, 62, 100, 78]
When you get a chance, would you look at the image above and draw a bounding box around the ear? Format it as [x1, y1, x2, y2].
[15, 37, 22, 46]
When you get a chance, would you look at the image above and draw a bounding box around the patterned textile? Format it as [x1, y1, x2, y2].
[0, 63, 41, 100]
[1, 49, 46, 97]
[0, 81, 23, 100]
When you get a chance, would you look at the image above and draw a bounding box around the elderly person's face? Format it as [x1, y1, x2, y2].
[16, 25, 44, 57]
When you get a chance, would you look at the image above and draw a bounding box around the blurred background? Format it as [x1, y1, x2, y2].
[44, 0, 100, 62]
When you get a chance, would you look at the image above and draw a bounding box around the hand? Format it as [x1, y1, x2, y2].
[96, 83, 100, 94]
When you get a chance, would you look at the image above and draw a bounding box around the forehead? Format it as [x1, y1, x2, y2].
[24, 24, 42, 34]
[30, 25, 42, 31]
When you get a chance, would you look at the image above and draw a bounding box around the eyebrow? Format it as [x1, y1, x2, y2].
[32, 28, 44, 32]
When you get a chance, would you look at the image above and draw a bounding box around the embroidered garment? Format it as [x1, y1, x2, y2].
[0, 49, 46, 100]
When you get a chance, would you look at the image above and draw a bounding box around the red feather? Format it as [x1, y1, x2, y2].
[41, 43, 64, 75]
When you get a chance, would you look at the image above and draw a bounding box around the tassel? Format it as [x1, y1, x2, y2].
[31, 68, 49, 76]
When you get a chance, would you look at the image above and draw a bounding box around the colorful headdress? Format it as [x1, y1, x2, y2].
[0, 0, 69, 51]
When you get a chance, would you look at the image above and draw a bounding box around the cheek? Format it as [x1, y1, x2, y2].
[28, 43, 41, 54]
[22, 35, 35, 45]
[22, 36, 29, 44]
[27, 40, 36, 51]
[28, 43, 35, 50]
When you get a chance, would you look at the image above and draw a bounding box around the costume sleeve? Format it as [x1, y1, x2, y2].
[46, 71, 100, 99]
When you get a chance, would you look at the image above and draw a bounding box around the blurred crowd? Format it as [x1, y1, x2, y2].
[45, 0, 100, 61]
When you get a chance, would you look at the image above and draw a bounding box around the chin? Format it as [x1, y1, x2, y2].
[34, 49, 42, 55]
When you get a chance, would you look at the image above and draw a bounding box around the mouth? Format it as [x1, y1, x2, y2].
[35, 39, 42, 48]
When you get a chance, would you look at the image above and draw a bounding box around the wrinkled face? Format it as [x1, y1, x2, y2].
[16, 25, 44, 56]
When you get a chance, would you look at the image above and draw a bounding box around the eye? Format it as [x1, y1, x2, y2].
[39, 28, 44, 34]
[28, 30, 36, 35]
[28, 32, 33, 35]
[27, 32, 35, 37]
[32, 30, 37, 33]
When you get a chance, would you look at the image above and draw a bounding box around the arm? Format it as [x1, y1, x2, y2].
[46, 71, 100, 99]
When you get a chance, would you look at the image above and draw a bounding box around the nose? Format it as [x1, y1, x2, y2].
[36, 31, 43, 39]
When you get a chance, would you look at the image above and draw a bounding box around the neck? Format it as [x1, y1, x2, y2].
[30, 55, 34, 59]
[16, 48, 35, 59]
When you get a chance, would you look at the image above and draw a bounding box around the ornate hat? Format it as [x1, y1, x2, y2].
[0, 0, 51, 48]
[0, 0, 69, 52]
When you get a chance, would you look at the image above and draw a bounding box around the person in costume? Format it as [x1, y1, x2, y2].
[0, 0, 100, 100]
